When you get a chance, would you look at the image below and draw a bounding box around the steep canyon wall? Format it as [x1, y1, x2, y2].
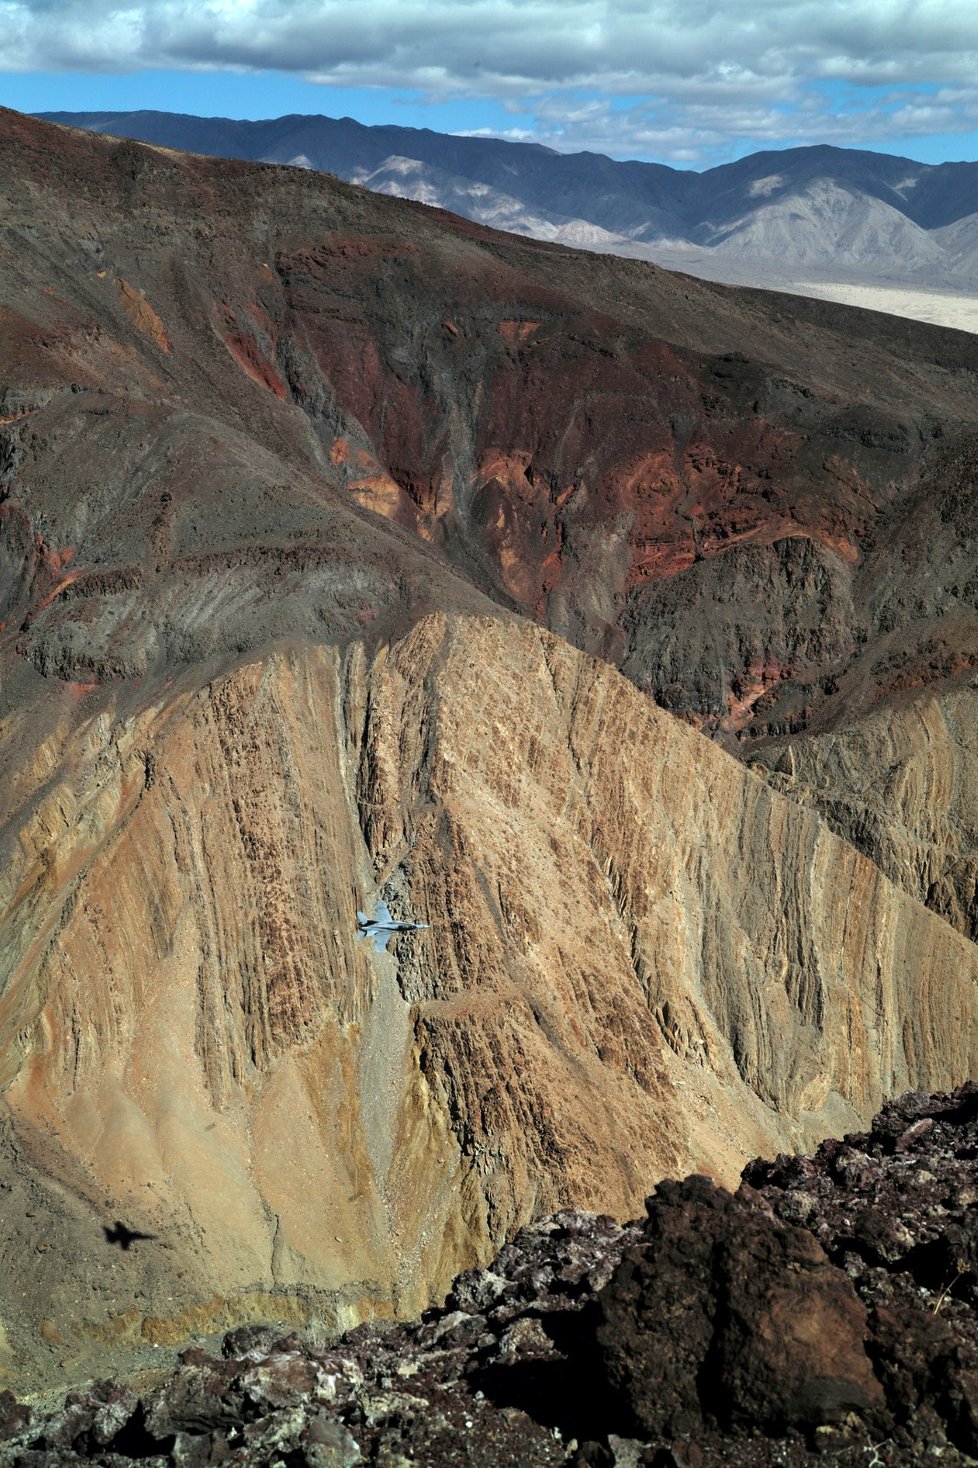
[3, 110, 978, 1393]
[2, 617, 978, 1387]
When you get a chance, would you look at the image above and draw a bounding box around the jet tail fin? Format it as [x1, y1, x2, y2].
[356, 911, 369, 924]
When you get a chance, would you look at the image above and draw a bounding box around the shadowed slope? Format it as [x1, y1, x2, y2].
[3, 616, 978, 1393]
[7, 107, 978, 942]
[2, 111, 978, 1392]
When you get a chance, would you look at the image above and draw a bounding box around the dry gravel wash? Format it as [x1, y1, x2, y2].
[3, 616, 978, 1392]
[6, 1084, 978, 1464]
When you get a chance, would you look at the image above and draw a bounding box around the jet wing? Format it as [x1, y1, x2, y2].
[356, 901, 426, 952]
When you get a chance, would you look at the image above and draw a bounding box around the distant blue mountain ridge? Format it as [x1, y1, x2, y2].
[40, 109, 978, 292]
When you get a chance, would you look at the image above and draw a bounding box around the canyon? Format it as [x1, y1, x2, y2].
[2, 107, 978, 1396]
[7, 1084, 978, 1464]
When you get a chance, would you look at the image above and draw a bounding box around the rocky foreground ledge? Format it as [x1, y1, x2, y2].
[6, 1086, 978, 1467]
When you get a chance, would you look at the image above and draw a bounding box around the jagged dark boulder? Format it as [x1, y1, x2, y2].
[8, 1086, 978, 1464]
[597, 1176, 882, 1439]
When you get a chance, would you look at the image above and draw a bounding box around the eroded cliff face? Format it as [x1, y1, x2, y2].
[751, 684, 978, 942]
[2, 615, 977, 1391]
[3, 109, 978, 1400]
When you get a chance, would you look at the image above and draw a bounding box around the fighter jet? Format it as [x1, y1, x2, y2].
[356, 899, 429, 953]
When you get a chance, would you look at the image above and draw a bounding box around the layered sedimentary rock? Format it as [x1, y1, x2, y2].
[3, 108, 978, 1397]
[3, 615, 978, 1390]
[4, 106, 978, 734]
[751, 685, 978, 941]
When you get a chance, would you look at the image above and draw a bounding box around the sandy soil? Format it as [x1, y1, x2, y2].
[787, 280, 978, 334]
[636, 241, 978, 336]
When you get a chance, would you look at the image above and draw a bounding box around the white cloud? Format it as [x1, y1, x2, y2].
[451, 125, 538, 142]
[5, 0, 978, 159]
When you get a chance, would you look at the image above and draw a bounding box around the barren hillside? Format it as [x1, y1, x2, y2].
[2, 108, 978, 1392]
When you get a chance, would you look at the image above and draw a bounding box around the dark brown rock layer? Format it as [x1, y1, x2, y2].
[7, 1085, 978, 1465]
[3, 108, 978, 1397]
[5, 108, 978, 946]
[3, 105, 978, 738]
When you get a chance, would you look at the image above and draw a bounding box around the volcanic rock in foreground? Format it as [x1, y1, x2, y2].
[5, 615, 978, 1394]
[4, 107, 978, 1400]
[6, 1083, 978, 1466]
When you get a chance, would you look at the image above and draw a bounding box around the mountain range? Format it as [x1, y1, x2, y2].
[41, 107, 978, 297]
[3, 105, 978, 1400]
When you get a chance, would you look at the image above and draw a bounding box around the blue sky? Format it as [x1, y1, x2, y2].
[3, 2, 978, 168]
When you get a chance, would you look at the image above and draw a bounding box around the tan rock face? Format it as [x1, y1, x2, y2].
[755, 685, 978, 940]
[2, 615, 978, 1390]
[4, 110, 978, 1399]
